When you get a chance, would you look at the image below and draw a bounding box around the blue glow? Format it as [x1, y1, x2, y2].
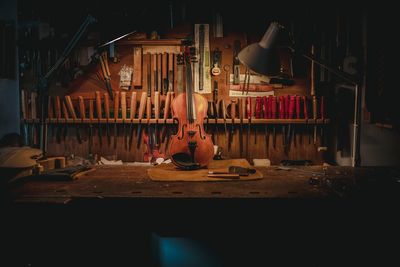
[153, 235, 221, 267]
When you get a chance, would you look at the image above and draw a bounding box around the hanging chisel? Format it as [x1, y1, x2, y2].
[228, 99, 237, 153]
[303, 96, 310, 144]
[157, 53, 162, 93]
[207, 100, 218, 144]
[176, 53, 184, 94]
[128, 92, 137, 150]
[262, 96, 269, 151]
[55, 96, 62, 143]
[320, 96, 326, 147]
[313, 95, 318, 145]
[20, 90, 29, 145]
[113, 91, 120, 150]
[132, 46, 142, 88]
[239, 98, 245, 157]
[286, 95, 295, 152]
[146, 55, 153, 146]
[65, 95, 81, 144]
[153, 53, 157, 92]
[154, 90, 160, 150]
[121, 91, 127, 150]
[162, 52, 168, 95]
[78, 96, 87, 143]
[95, 91, 103, 147]
[246, 97, 251, 160]
[295, 95, 301, 146]
[99, 52, 114, 100]
[255, 97, 262, 145]
[137, 92, 147, 148]
[30, 92, 38, 146]
[88, 99, 94, 155]
[279, 96, 285, 147]
[168, 53, 174, 93]
[161, 91, 171, 143]
[220, 99, 228, 147]
[61, 101, 69, 142]
[104, 93, 111, 145]
[48, 96, 54, 139]
[270, 96, 276, 149]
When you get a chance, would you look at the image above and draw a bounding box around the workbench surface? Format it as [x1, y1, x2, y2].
[7, 165, 400, 204]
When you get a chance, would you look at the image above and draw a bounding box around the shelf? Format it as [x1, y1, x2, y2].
[22, 118, 330, 125]
[117, 39, 184, 46]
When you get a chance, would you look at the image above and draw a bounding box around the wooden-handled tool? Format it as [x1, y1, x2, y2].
[121, 91, 127, 118]
[30, 92, 38, 146]
[161, 91, 172, 144]
[95, 91, 103, 147]
[154, 91, 160, 149]
[228, 99, 237, 152]
[312, 95, 317, 145]
[89, 99, 94, 154]
[128, 92, 137, 150]
[61, 100, 69, 142]
[168, 53, 174, 92]
[153, 53, 157, 92]
[162, 52, 168, 95]
[55, 96, 62, 143]
[239, 98, 246, 157]
[104, 93, 111, 145]
[246, 97, 252, 159]
[78, 96, 87, 143]
[220, 99, 228, 140]
[21, 90, 29, 145]
[99, 52, 114, 100]
[121, 91, 127, 149]
[65, 95, 81, 143]
[133, 46, 142, 87]
[65, 96, 77, 119]
[157, 53, 162, 93]
[137, 92, 147, 148]
[113, 91, 120, 150]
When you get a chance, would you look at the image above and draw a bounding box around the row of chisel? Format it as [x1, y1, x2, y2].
[21, 89, 326, 155]
[132, 50, 183, 95]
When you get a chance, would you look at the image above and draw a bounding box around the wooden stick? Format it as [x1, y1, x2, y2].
[154, 91, 160, 120]
[114, 91, 120, 119]
[133, 46, 142, 87]
[121, 91, 127, 120]
[95, 91, 103, 119]
[104, 93, 110, 120]
[130, 92, 137, 119]
[65, 95, 77, 120]
[78, 96, 86, 120]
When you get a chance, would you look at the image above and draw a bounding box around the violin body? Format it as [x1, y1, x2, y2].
[169, 92, 214, 169]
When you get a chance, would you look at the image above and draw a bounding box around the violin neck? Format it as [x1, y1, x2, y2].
[185, 56, 196, 122]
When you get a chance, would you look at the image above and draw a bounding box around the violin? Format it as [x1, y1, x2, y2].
[168, 48, 214, 170]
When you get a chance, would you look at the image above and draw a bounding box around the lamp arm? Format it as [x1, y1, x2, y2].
[287, 46, 357, 86]
[38, 14, 96, 155]
[44, 14, 96, 80]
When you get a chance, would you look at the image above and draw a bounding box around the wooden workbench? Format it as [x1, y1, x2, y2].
[7, 165, 400, 204]
[3, 165, 400, 267]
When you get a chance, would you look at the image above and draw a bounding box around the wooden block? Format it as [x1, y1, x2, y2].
[133, 46, 142, 87]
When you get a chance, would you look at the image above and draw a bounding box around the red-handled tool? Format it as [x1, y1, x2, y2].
[246, 97, 252, 158]
[286, 95, 295, 151]
[279, 96, 285, 146]
[255, 97, 262, 145]
[271, 96, 277, 148]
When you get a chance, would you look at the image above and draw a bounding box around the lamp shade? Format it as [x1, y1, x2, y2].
[238, 22, 281, 76]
